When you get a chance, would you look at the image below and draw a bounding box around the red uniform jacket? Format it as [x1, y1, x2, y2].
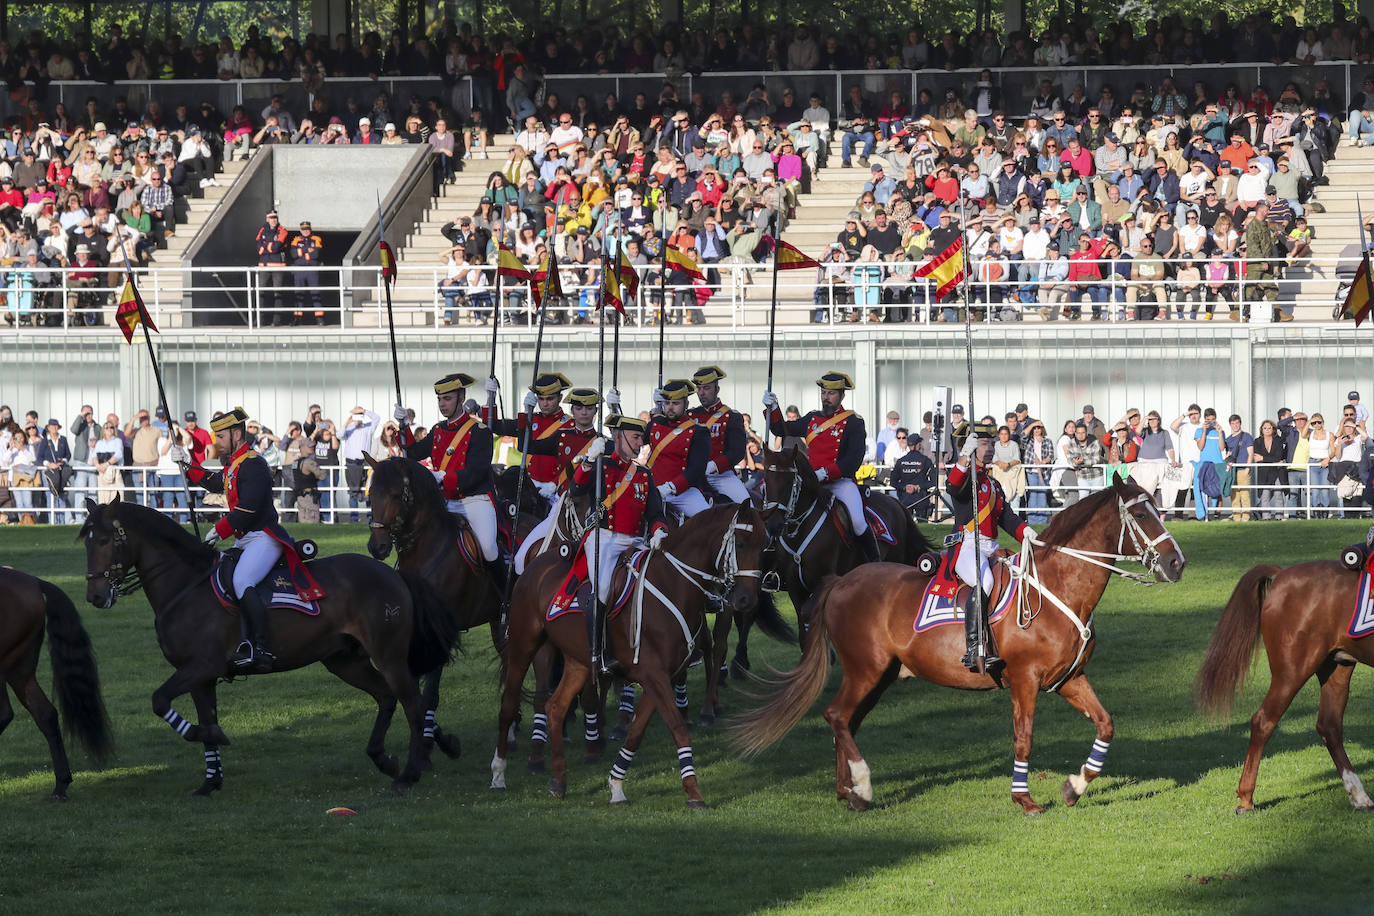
[486, 408, 565, 484]
[645, 414, 709, 494]
[525, 420, 598, 490]
[768, 407, 866, 480]
[400, 414, 493, 499]
[947, 462, 1030, 542]
[572, 452, 668, 539]
[689, 400, 746, 472]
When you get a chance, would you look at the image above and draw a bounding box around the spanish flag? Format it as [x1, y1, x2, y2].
[914, 236, 967, 299]
[774, 239, 821, 271]
[602, 248, 639, 315]
[379, 240, 396, 282]
[1342, 196, 1374, 327]
[665, 245, 704, 280]
[115, 280, 157, 343]
[497, 242, 530, 281]
[531, 248, 563, 309]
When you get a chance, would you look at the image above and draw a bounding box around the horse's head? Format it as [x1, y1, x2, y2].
[1112, 476, 1186, 582]
[365, 452, 416, 561]
[712, 504, 771, 615]
[761, 444, 816, 532]
[78, 496, 133, 608]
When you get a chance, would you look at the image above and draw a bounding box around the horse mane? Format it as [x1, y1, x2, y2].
[100, 499, 217, 567]
[1033, 480, 1135, 550]
[663, 504, 739, 552]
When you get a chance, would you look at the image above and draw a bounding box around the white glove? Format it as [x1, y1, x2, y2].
[652, 388, 667, 412]
[606, 386, 622, 411]
[1020, 526, 1036, 543]
[393, 403, 409, 423]
[762, 389, 778, 410]
[649, 528, 667, 549]
[431, 469, 446, 484]
[535, 480, 557, 499]
[815, 467, 829, 482]
[168, 445, 189, 465]
[203, 528, 221, 546]
[960, 436, 979, 459]
[484, 376, 501, 395]
[584, 437, 606, 461]
[657, 482, 676, 499]
[706, 460, 719, 475]
[522, 390, 538, 412]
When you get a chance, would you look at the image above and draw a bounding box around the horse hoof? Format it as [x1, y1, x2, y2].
[390, 780, 413, 796]
[548, 778, 566, 800]
[1060, 779, 1081, 807]
[610, 798, 630, 807]
[1022, 805, 1045, 817]
[191, 781, 222, 798]
[686, 799, 709, 811]
[489, 785, 506, 793]
[846, 794, 869, 812]
[435, 732, 462, 760]
[1234, 805, 1254, 816]
[373, 754, 400, 778]
[1356, 803, 1374, 813]
[526, 759, 546, 775]
[49, 791, 70, 803]
[609, 726, 628, 743]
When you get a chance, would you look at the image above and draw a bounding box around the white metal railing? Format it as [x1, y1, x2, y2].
[1, 459, 1363, 525]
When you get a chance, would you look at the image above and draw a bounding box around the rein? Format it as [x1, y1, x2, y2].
[84, 518, 145, 597]
[1001, 492, 1179, 693]
[369, 469, 420, 555]
[761, 461, 826, 590]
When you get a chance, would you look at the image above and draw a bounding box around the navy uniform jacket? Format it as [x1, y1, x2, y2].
[188, 442, 289, 541]
[889, 449, 936, 508]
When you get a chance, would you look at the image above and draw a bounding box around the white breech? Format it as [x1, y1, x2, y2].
[447, 494, 500, 562]
[664, 486, 710, 518]
[824, 477, 867, 534]
[231, 529, 284, 598]
[1131, 460, 1166, 501]
[585, 529, 640, 603]
[953, 533, 999, 593]
[707, 469, 750, 504]
[514, 492, 562, 575]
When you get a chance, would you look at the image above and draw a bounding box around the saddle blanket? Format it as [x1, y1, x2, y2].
[913, 550, 1016, 633]
[831, 504, 896, 546]
[547, 548, 650, 621]
[1349, 568, 1374, 638]
[212, 558, 321, 616]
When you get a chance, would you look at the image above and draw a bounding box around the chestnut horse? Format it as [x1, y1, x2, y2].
[731, 479, 1185, 813]
[0, 567, 113, 799]
[492, 504, 768, 809]
[81, 498, 457, 794]
[1198, 561, 1374, 813]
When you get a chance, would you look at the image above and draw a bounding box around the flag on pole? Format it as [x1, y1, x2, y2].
[774, 239, 822, 270]
[376, 195, 396, 284]
[601, 248, 639, 315]
[1342, 196, 1374, 326]
[914, 236, 968, 299]
[115, 280, 157, 343]
[532, 248, 563, 309]
[665, 245, 705, 280]
[497, 242, 531, 281]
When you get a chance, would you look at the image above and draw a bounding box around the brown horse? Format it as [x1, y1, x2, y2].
[492, 504, 769, 809]
[0, 567, 113, 800]
[80, 497, 457, 794]
[731, 479, 1185, 813]
[1198, 561, 1374, 813]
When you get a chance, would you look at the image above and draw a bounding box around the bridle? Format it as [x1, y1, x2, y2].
[368, 465, 419, 554]
[83, 517, 144, 599]
[760, 457, 826, 591]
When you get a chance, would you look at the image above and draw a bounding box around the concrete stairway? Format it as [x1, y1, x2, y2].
[1288, 151, 1371, 321]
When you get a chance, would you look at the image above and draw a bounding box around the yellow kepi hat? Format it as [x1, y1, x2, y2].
[434, 372, 475, 395]
[661, 379, 696, 400]
[210, 406, 249, 433]
[564, 387, 601, 407]
[692, 365, 726, 385]
[817, 371, 854, 391]
[971, 420, 998, 439]
[530, 371, 573, 396]
[607, 414, 647, 434]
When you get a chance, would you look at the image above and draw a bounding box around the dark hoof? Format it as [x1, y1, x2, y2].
[696, 714, 716, 728]
[526, 759, 546, 775]
[1022, 805, 1045, 817]
[686, 799, 709, 811]
[49, 790, 70, 803]
[390, 780, 413, 796]
[548, 778, 566, 799]
[373, 754, 400, 778]
[191, 780, 222, 798]
[846, 793, 869, 812]
[609, 726, 628, 742]
[1234, 805, 1254, 816]
[1061, 779, 1081, 807]
[434, 730, 462, 760]
[581, 755, 601, 766]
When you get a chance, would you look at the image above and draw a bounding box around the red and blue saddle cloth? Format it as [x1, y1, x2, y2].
[1349, 561, 1374, 638]
[211, 553, 323, 616]
[832, 503, 897, 545]
[913, 548, 1018, 633]
[547, 543, 651, 621]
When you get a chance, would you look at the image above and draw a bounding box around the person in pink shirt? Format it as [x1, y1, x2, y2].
[1058, 136, 1094, 179]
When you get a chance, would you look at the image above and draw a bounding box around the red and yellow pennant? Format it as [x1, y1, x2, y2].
[914, 236, 967, 299]
[774, 239, 821, 271]
[665, 244, 705, 280]
[601, 248, 639, 315]
[497, 242, 531, 281]
[531, 248, 563, 309]
[115, 280, 157, 343]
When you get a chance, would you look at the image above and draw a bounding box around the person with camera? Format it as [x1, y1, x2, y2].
[1191, 407, 1229, 520]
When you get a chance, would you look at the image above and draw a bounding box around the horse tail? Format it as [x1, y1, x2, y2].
[40, 580, 114, 764]
[1195, 564, 1280, 717]
[400, 570, 462, 677]
[748, 589, 797, 645]
[728, 577, 838, 759]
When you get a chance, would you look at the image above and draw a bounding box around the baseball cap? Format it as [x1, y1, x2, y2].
[1014, 403, 1028, 412]
[384, 122, 396, 131]
[1350, 391, 1361, 400]
[1083, 404, 1096, 413]
[951, 404, 964, 414]
[359, 116, 371, 125]
[184, 410, 198, 422]
[155, 406, 168, 419]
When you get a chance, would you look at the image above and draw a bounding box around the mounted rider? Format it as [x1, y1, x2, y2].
[481, 370, 572, 504]
[689, 365, 749, 505]
[183, 407, 295, 672]
[569, 413, 669, 671]
[513, 386, 602, 575]
[947, 419, 1034, 673]
[763, 371, 879, 564]
[395, 373, 504, 589]
[637, 379, 711, 520]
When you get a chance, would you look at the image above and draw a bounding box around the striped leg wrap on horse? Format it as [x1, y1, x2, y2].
[1085, 739, 1110, 774]
[1011, 759, 1030, 794]
[162, 708, 193, 738]
[674, 684, 689, 710]
[584, 712, 600, 743]
[530, 713, 548, 745]
[677, 746, 696, 781]
[618, 685, 636, 714]
[204, 747, 223, 779]
[424, 709, 437, 740]
[609, 748, 636, 781]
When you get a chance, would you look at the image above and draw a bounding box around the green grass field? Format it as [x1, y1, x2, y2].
[3, 520, 1374, 914]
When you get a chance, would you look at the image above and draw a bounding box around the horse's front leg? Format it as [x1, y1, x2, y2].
[1008, 671, 1042, 815]
[1056, 674, 1113, 807]
[152, 665, 230, 748]
[189, 684, 225, 797]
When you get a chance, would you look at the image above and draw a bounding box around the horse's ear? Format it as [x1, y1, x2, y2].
[364, 451, 379, 470]
[85, 497, 98, 513]
[110, 492, 121, 504]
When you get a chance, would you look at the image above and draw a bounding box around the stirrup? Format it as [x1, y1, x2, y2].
[230, 640, 255, 669]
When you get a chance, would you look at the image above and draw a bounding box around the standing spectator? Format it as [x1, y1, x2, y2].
[340, 406, 378, 522]
[128, 408, 160, 505]
[1225, 414, 1255, 521]
[1080, 404, 1107, 441]
[1306, 412, 1335, 517]
[1348, 391, 1369, 433]
[92, 419, 124, 505]
[1104, 422, 1139, 485]
[988, 425, 1026, 505]
[1132, 411, 1176, 505]
[155, 421, 188, 522]
[1281, 409, 1311, 517]
[290, 219, 325, 325]
[70, 404, 97, 502]
[256, 210, 290, 326]
[1021, 421, 1054, 522]
[1191, 408, 1228, 520]
[1331, 418, 1365, 517]
[139, 169, 175, 247]
[35, 418, 72, 523]
[309, 420, 340, 521]
[890, 433, 936, 521]
[1064, 421, 1105, 504]
[1170, 404, 1205, 519]
[875, 410, 901, 463]
[1251, 418, 1287, 520]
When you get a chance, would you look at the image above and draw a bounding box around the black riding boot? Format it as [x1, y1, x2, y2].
[959, 588, 1001, 673]
[231, 587, 275, 673]
[484, 559, 508, 596]
[857, 527, 882, 564]
[585, 595, 616, 673]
